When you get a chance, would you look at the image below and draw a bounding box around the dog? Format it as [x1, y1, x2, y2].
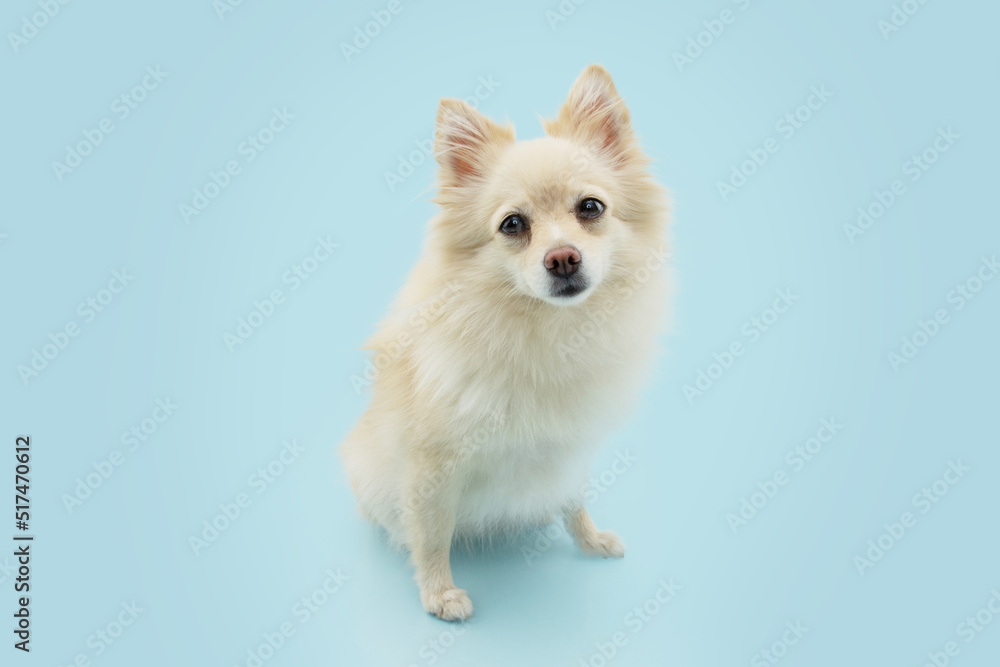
[340, 64, 669, 621]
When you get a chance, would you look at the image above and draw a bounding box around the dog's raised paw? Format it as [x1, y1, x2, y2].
[422, 587, 474, 621]
[579, 529, 626, 559]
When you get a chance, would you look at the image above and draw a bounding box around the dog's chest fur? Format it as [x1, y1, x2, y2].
[407, 279, 662, 531]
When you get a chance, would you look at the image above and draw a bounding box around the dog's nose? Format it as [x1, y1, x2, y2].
[544, 246, 581, 277]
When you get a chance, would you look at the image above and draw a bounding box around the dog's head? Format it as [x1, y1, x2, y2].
[432, 65, 656, 307]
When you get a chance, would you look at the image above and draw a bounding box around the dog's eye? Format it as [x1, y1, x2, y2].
[578, 198, 605, 219]
[499, 214, 526, 235]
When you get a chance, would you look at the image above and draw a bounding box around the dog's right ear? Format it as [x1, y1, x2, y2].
[435, 99, 514, 190]
[544, 65, 636, 168]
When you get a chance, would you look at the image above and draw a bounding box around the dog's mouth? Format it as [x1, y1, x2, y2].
[549, 274, 589, 299]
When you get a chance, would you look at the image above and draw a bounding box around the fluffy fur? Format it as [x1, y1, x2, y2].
[340, 65, 670, 621]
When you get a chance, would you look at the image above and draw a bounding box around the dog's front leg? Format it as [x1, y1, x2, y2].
[563, 504, 625, 559]
[404, 467, 473, 621]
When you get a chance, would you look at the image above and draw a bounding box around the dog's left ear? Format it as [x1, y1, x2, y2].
[435, 99, 515, 190]
[544, 65, 635, 166]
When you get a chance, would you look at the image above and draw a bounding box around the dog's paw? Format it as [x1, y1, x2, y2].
[579, 529, 625, 559]
[422, 587, 474, 622]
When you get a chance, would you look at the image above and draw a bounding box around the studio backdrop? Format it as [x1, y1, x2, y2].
[3, 1, 998, 666]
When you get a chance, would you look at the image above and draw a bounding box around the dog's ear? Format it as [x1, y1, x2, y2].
[435, 99, 514, 189]
[544, 65, 635, 166]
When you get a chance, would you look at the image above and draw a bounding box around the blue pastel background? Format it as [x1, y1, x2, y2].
[3, 0, 998, 665]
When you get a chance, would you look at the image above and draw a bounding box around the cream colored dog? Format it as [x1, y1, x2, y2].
[340, 65, 669, 621]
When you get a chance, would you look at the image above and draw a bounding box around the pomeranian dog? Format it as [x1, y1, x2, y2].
[340, 64, 669, 621]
